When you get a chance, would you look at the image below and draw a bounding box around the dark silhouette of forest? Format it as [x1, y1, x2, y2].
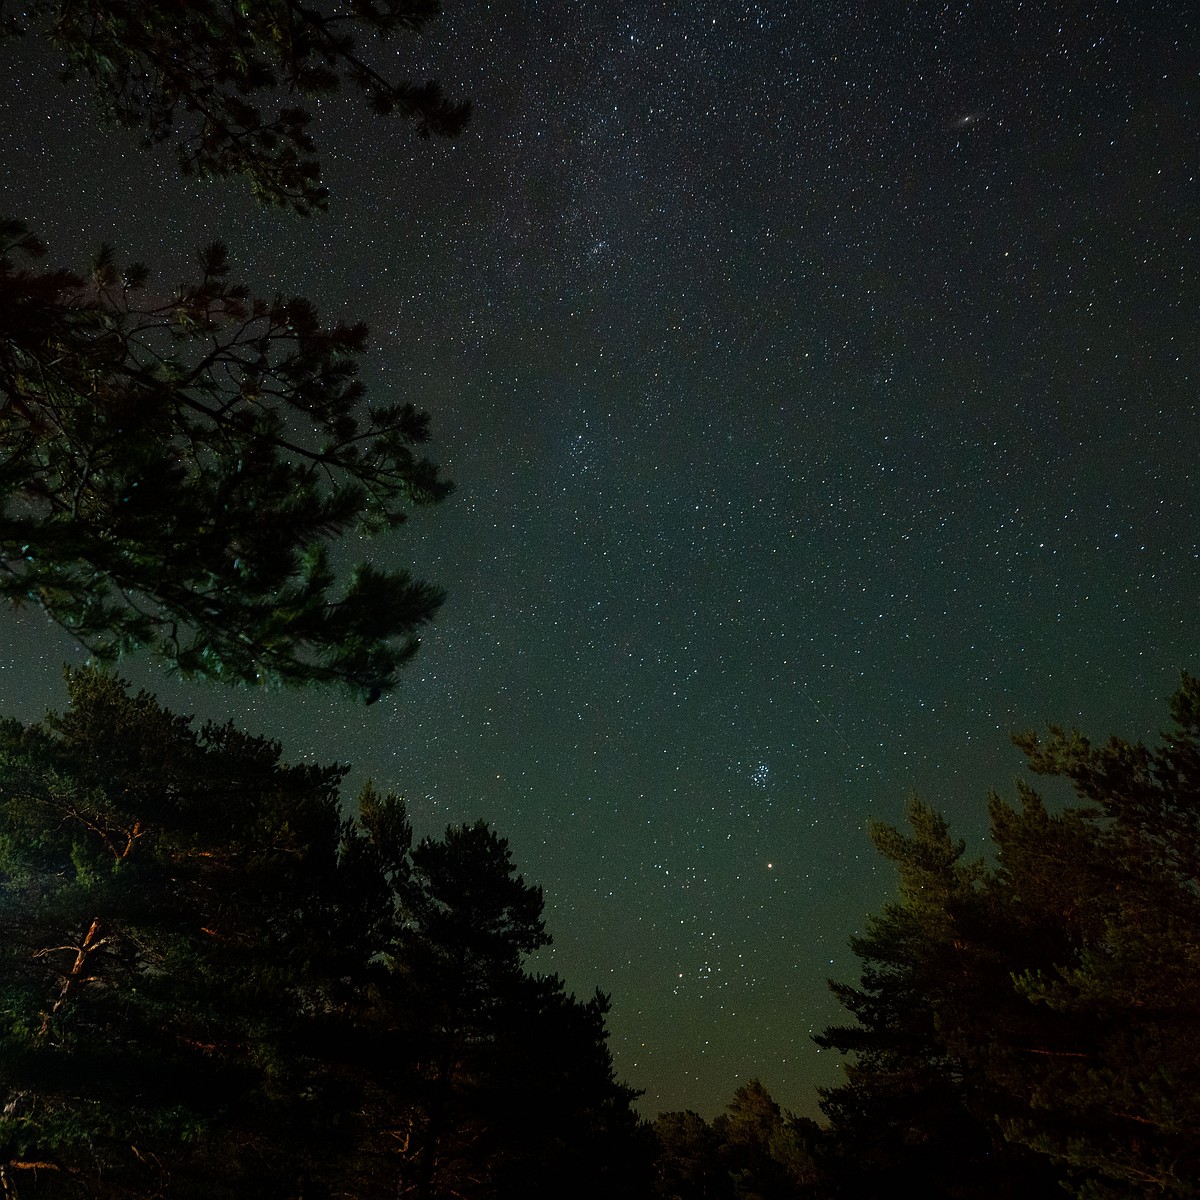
[0, 6, 1195, 1198]
[3, 668, 1197, 1199]
[652, 673, 1200, 1199]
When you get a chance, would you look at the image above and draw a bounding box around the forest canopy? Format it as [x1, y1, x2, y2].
[0, 2, 466, 699]
[0, 669, 649, 1199]
[2, 0, 470, 214]
[4, 669, 1197, 1199]
[813, 672, 1200, 1200]
[0, 225, 449, 701]
[648, 675, 1200, 1200]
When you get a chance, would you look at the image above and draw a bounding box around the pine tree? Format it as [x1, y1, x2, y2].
[985, 675, 1200, 1198]
[815, 798, 1062, 1200]
[5, 1, 469, 214]
[2, 0, 466, 697]
[713, 1081, 822, 1200]
[819, 676, 1200, 1200]
[348, 815, 652, 1199]
[652, 1083, 823, 1200]
[0, 226, 449, 701]
[652, 1110, 733, 1200]
[0, 672, 651, 1199]
[0, 668, 355, 1198]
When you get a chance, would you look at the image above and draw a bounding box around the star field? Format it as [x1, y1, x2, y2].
[1, 1, 1197, 1118]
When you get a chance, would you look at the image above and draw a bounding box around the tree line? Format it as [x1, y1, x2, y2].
[0, 668, 649, 1198]
[3, 668, 1195, 1199]
[653, 672, 1200, 1200]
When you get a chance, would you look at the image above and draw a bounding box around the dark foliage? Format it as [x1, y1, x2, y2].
[818, 674, 1200, 1200]
[991, 675, 1200, 1198]
[814, 798, 1061, 1200]
[5, 0, 469, 214]
[0, 668, 353, 1198]
[0, 670, 649, 1199]
[346, 811, 653, 1199]
[0, 224, 450, 701]
[652, 1082, 824, 1200]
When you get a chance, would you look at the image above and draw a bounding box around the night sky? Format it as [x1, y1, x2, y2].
[1, 1, 1198, 1120]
